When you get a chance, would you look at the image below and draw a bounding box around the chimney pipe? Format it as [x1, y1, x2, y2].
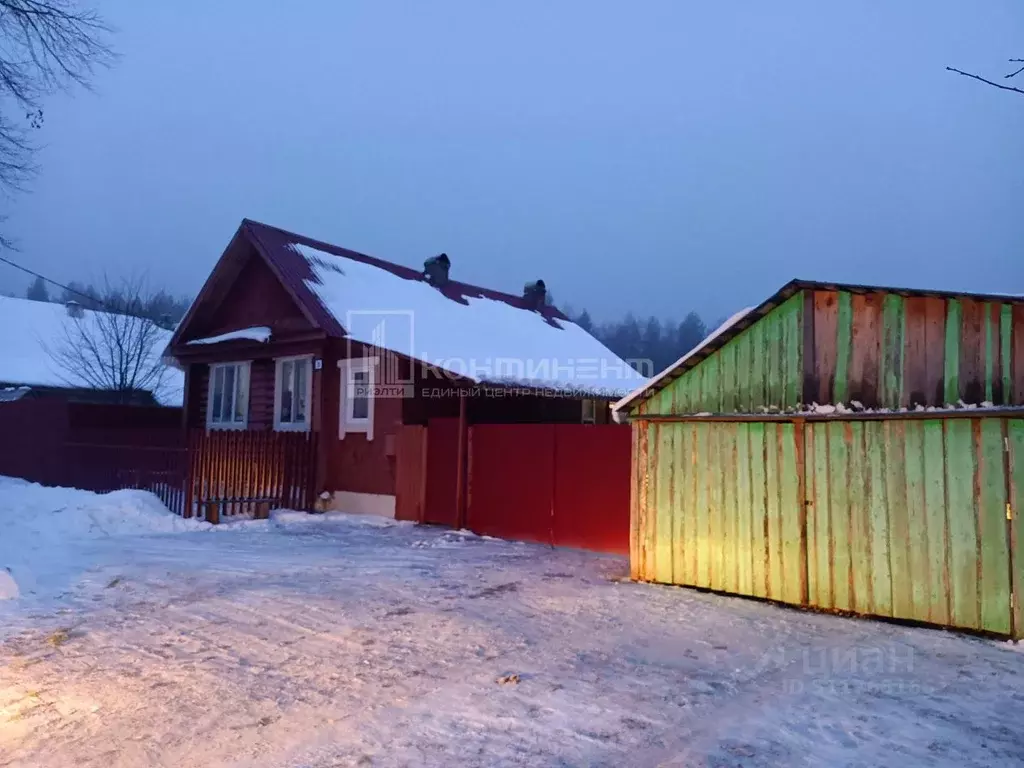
[424, 253, 451, 287]
[522, 280, 547, 310]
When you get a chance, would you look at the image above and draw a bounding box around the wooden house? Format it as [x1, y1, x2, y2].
[166, 219, 644, 530]
[614, 279, 1024, 637]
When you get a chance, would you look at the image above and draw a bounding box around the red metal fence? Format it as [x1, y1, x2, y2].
[401, 422, 631, 553]
[62, 441, 189, 514]
[0, 400, 188, 511]
[0, 400, 317, 523]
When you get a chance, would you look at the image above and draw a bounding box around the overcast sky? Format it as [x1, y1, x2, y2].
[0, 1, 1021, 323]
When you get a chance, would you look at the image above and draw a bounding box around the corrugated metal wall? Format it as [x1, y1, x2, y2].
[633, 416, 1024, 637]
[634, 289, 1023, 419]
[809, 291, 1023, 409]
[639, 293, 804, 416]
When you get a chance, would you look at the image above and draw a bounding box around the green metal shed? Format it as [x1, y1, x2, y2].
[615, 279, 1024, 637]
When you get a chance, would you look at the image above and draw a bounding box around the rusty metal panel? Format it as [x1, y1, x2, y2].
[735, 422, 754, 595]
[945, 419, 979, 628]
[1009, 419, 1024, 638]
[885, 421, 913, 619]
[867, 422, 894, 616]
[693, 421, 710, 587]
[807, 290, 1023, 409]
[902, 297, 929, 409]
[999, 304, 1012, 404]
[779, 422, 804, 604]
[632, 414, 1016, 636]
[988, 304, 1001, 403]
[959, 299, 986, 405]
[644, 423, 660, 580]
[813, 290, 838, 404]
[1013, 305, 1024, 405]
[944, 299, 962, 404]
[654, 423, 675, 584]
[923, 298, 948, 406]
[748, 317, 767, 411]
[671, 417, 688, 585]
[902, 421, 938, 623]
[978, 418, 1010, 633]
[921, 420, 951, 625]
[848, 294, 882, 407]
[807, 420, 831, 608]
[881, 295, 905, 409]
[629, 423, 640, 580]
[748, 421, 769, 598]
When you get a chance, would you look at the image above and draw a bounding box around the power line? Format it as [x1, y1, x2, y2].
[0, 253, 170, 326]
[0, 252, 104, 307]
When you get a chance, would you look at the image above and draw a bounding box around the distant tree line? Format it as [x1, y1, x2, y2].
[565, 306, 713, 376]
[22, 276, 192, 330]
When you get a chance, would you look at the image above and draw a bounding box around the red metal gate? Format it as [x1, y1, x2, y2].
[467, 424, 556, 544]
[467, 424, 631, 554]
[551, 424, 631, 554]
[422, 417, 459, 527]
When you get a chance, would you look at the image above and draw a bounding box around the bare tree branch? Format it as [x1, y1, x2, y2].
[0, 1, 112, 215]
[1006, 60, 1024, 79]
[946, 65, 1024, 96]
[45, 277, 172, 404]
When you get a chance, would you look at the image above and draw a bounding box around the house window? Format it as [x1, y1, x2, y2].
[207, 362, 250, 429]
[275, 356, 313, 431]
[581, 398, 597, 424]
[339, 357, 376, 440]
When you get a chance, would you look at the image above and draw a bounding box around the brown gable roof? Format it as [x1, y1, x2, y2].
[172, 218, 571, 348]
[243, 219, 570, 333]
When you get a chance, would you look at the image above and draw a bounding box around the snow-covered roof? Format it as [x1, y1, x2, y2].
[0, 296, 183, 406]
[296, 244, 647, 398]
[613, 307, 752, 414]
[186, 326, 272, 346]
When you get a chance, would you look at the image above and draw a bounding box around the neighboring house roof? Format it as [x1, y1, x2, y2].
[0, 295, 183, 406]
[613, 278, 1024, 414]
[173, 219, 647, 398]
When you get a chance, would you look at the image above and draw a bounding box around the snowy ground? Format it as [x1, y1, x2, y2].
[2, 480, 1024, 767]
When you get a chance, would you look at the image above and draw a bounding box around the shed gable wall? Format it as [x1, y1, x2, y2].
[637, 288, 1024, 416]
[640, 292, 805, 416]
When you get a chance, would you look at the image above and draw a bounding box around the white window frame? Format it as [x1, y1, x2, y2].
[581, 398, 597, 425]
[274, 355, 314, 432]
[339, 357, 377, 441]
[206, 361, 251, 430]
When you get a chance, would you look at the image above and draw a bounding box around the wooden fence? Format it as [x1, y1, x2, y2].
[0, 399, 319, 523]
[632, 414, 1024, 638]
[184, 429, 318, 522]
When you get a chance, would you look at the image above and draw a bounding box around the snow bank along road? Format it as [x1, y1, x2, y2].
[2, 480, 1024, 767]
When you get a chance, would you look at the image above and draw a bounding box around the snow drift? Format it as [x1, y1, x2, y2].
[0, 477, 211, 603]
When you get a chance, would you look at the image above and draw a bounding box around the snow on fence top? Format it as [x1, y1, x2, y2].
[295, 244, 647, 398]
[0, 295, 183, 406]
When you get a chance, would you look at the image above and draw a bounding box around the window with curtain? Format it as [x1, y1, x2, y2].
[207, 362, 249, 429]
[276, 357, 312, 431]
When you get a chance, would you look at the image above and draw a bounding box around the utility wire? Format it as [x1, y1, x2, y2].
[0, 253, 166, 324]
[0, 253, 108, 306]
